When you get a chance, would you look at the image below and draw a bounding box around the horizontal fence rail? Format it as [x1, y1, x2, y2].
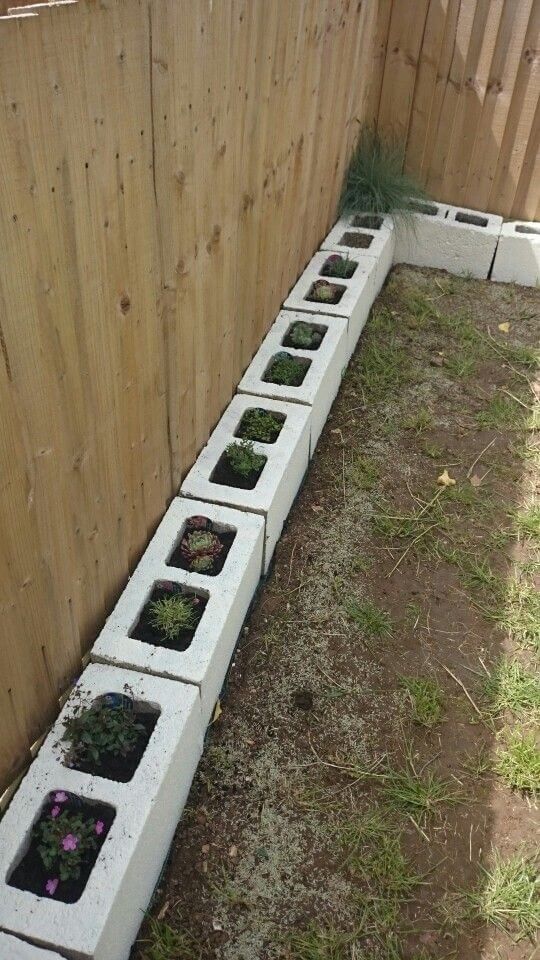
[0, 0, 377, 792]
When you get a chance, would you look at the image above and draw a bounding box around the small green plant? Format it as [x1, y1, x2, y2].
[35, 809, 101, 882]
[403, 409, 434, 434]
[265, 352, 307, 386]
[63, 702, 145, 766]
[514, 502, 540, 542]
[467, 851, 540, 939]
[476, 394, 525, 430]
[180, 529, 223, 572]
[307, 279, 342, 303]
[340, 127, 426, 222]
[239, 407, 284, 442]
[225, 439, 266, 478]
[140, 915, 202, 960]
[288, 925, 355, 960]
[401, 676, 444, 727]
[148, 594, 199, 641]
[322, 253, 356, 279]
[288, 322, 322, 349]
[495, 729, 540, 796]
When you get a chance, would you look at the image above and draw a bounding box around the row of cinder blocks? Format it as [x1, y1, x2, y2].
[1, 198, 537, 960]
[0, 210, 393, 960]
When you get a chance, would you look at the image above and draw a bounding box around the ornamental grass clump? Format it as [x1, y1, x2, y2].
[340, 127, 426, 225]
[148, 593, 200, 642]
[225, 439, 266, 478]
[322, 253, 356, 279]
[63, 701, 146, 767]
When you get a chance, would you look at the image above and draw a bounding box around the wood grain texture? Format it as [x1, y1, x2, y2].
[0, 0, 373, 791]
[375, 0, 540, 219]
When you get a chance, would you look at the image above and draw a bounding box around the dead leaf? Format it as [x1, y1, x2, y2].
[437, 469, 456, 487]
[229, 845, 238, 858]
[202, 843, 210, 854]
[211, 700, 222, 724]
[311, 504, 324, 513]
[498, 322, 510, 333]
[212, 919, 224, 932]
[470, 473, 482, 487]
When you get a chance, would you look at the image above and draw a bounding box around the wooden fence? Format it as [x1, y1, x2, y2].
[370, 0, 540, 220]
[0, 0, 377, 792]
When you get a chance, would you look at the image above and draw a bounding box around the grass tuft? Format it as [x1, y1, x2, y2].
[495, 729, 540, 796]
[483, 658, 540, 719]
[139, 917, 201, 960]
[400, 676, 445, 728]
[340, 127, 425, 222]
[344, 599, 393, 639]
[468, 851, 540, 940]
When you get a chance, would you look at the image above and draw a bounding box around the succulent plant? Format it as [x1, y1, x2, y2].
[288, 321, 321, 349]
[308, 279, 340, 302]
[180, 529, 223, 572]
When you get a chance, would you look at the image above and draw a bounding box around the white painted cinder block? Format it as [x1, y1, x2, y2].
[283, 250, 376, 360]
[180, 394, 311, 573]
[428, 204, 502, 278]
[0, 664, 203, 960]
[0, 932, 65, 960]
[393, 200, 451, 267]
[491, 220, 540, 287]
[320, 213, 395, 299]
[92, 499, 264, 722]
[237, 310, 347, 453]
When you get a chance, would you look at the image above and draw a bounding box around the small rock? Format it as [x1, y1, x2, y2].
[430, 355, 445, 367]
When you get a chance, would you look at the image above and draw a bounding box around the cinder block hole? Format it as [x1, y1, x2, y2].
[167, 517, 237, 575]
[515, 224, 540, 235]
[262, 352, 311, 386]
[410, 201, 438, 216]
[281, 320, 327, 351]
[234, 408, 286, 443]
[455, 211, 488, 227]
[130, 582, 209, 650]
[320, 254, 357, 279]
[306, 279, 346, 305]
[211, 447, 267, 490]
[8, 792, 116, 903]
[351, 214, 383, 229]
[61, 694, 160, 782]
[339, 231, 373, 249]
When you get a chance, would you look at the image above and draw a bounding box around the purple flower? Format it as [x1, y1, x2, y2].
[95, 820, 105, 836]
[50, 805, 61, 818]
[53, 791, 68, 804]
[61, 833, 78, 852]
[45, 878, 59, 896]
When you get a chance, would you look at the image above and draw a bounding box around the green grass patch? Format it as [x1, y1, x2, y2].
[345, 454, 379, 492]
[468, 851, 540, 940]
[400, 676, 445, 728]
[495, 729, 540, 796]
[514, 502, 540, 542]
[288, 925, 355, 960]
[344, 599, 393, 639]
[483, 658, 540, 719]
[139, 917, 201, 960]
[403, 409, 434, 434]
[476, 395, 526, 431]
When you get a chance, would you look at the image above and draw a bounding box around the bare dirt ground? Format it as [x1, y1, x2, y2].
[134, 266, 539, 960]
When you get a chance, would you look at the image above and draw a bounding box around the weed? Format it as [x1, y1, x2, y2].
[345, 454, 379, 491]
[340, 127, 425, 223]
[445, 353, 476, 378]
[400, 677, 444, 728]
[461, 744, 493, 778]
[340, 811, 420, 896]
[483, 658, 540, 719]
[344, 599, 392, 638]
[480, 579, 540, 651]
[468, 851, 540, 940]
[514, 502, 540, 542]
[422, 441, 444, 460]
[383, 764, 462, 823]
[353, 338, 414, 402]
[495, 729, 540, 796]
[288, 925, 355, 960]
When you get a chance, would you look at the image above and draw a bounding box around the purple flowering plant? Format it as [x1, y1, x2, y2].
[35, 800, 104, 884]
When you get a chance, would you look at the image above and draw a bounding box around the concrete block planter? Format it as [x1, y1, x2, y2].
[237, 309, 347, 453]
[320, 212, 395, 298]
[0, 664, 203, 960]
[0, 933, 65, 960]
[92, 499, 264, 722]
[283, 251, 375, 360]
[491, 220, 540, 286]
[180, 394, 311, 572]
[426, 204, 502, 278]
[393, 200, 451, 267]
